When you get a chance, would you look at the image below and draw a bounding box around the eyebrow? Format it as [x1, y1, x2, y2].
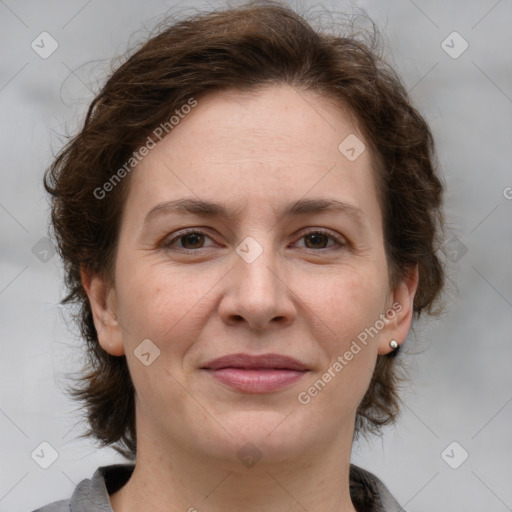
[144, 197, 365, 227]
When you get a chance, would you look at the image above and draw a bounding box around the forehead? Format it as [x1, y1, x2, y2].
[165, 85, 361, 163]
[123, 84, 381, 228]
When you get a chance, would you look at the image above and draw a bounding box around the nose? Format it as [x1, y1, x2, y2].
[218, 239, 297, 332]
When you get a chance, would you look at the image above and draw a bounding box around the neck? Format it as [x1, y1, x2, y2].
[110, 428, 358, 512]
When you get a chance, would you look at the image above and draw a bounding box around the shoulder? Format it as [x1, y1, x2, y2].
[30, 463, 135, 512]
[349, 464, 405, 512]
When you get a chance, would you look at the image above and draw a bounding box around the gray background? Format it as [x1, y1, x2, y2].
[1, 0, 511, 510]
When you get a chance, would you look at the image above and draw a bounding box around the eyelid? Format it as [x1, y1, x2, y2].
[162, 227, 218, 250]
[296, 228, 347, 248]
[162, 227, 347, 251]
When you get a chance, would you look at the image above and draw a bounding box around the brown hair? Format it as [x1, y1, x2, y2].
[45, 0, 445, 460]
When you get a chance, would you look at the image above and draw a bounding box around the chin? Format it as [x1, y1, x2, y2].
[197, 409, 320, 464]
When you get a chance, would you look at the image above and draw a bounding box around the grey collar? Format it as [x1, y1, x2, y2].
[34, 463, 405, 512]
[349, 464, 406, 511]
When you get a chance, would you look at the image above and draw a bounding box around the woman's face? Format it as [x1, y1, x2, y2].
[86, 84, 416, 466]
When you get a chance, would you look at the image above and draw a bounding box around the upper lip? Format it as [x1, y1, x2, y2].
[202, 353, 309, 371]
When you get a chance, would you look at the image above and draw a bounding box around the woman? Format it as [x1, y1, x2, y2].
[34, 1, 444, 511]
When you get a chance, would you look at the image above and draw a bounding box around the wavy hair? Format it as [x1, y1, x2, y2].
[44, 0, 445, 459]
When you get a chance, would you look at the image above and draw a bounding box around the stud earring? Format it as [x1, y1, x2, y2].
[389, 339, 398, 350]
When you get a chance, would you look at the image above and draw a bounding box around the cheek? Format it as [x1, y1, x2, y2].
[114, 258, 221, 352]
[302, 266, 386, 405]
[306, 265, 387, 343]
[297, 271, 383, 418]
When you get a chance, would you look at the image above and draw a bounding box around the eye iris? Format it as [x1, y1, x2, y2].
[305, 233, 328, 249]
[182, 233, 204, 249]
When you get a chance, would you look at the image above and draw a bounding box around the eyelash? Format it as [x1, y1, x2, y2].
[162, 228, 347, 253]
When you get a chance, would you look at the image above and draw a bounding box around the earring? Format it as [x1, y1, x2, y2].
[389, 339, 398, 350]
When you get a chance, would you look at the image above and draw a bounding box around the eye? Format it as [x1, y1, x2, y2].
[162, 228, 346, 253]
[295, 230, 346, 251]
[163, 229, 216, 251]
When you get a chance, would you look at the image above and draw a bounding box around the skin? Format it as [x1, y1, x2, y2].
[83, 84, 418, 512]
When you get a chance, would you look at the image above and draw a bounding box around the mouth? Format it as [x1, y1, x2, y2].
[201, 353, 309, 393]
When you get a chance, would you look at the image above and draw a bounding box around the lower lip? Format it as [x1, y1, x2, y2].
[205, 368, 307, 393]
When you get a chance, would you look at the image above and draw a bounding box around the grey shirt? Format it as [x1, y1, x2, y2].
[31, 463, 405, 512]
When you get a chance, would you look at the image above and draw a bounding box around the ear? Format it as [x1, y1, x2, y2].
[81, 265, 125, 357]
[377, 265, 419, 355]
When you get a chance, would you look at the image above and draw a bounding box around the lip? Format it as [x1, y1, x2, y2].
[202, 353, 309, 371]
[201, 353, 309, 393]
